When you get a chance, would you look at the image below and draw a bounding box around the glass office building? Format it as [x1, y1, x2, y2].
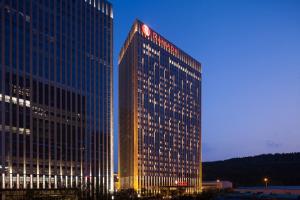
[119, 20, 202, 194]
[0, 0, 113, 193]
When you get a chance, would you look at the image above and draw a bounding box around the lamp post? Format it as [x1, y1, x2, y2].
[264, 178, 268, 189]
[216, 179, 220, 191]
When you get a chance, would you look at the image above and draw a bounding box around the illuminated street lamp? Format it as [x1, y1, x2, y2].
[216, 179, 221, 191]
[264, 177, 268, 189]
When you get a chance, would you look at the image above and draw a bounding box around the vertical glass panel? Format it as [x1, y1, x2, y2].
[5, 10, 10, 67]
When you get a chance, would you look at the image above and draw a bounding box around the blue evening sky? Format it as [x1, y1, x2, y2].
[110, 0, 300, 171]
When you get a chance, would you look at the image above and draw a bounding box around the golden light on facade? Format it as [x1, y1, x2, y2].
[119, 20, 202, 194]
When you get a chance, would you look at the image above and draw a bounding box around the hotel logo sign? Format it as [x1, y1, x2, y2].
[141, 23, 179, 57]
[142, 24, 151, 37]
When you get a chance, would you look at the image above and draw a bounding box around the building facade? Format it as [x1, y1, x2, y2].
[119, 20, 202, 194]
[0, 0, 113, 193]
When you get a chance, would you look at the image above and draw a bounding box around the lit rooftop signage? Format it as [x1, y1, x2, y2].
[141, 23, 179, 57]
[142, 24, 150, 37]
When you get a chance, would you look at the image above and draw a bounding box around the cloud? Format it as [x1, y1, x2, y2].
[265, 140, 282, 149]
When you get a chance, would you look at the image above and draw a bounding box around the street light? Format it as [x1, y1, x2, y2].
[216, 179, 221, 191]
[264, 177, 268, 189]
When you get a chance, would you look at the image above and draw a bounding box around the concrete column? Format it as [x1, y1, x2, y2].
[9, 173, 12, 188]
[17, 174, 19, 189]
[2, 173, 5, 189]
[30, 174, 33, 189]
[43, 174, 45, 189]
[55, 175, 57, 188]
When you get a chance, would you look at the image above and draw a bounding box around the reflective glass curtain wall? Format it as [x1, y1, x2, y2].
[0, 0, 113, 193]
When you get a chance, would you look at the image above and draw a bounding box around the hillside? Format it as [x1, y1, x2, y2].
[203, 153, 300, 187]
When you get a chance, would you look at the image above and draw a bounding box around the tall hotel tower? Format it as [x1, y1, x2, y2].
[0, 0, 113, 194]
[119, 20, 202, 194]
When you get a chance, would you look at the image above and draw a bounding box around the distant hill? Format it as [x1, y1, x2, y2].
[203, 153, 300, 187]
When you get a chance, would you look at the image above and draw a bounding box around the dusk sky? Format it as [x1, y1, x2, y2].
[111, 0, 300, 171]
